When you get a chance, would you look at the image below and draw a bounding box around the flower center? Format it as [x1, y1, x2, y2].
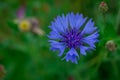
[61, 29, 82, 48]
[19, 20, 31, 31]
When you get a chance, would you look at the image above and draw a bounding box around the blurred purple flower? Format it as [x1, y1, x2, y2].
[48, 13, 99, 64]
[16, 6, 25, 19]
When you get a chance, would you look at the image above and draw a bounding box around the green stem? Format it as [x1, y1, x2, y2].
[102, 13, 106, 35]
[111, 53, 119, 80]
[111, 60, 119, 79]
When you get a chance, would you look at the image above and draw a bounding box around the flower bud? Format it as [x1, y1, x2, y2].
[42, 3, 50, 13]
[0, 64, 6, 79]
[67, 75, 74, 80]
[105, 40, 116, 52]
[99, 1, 108, 13]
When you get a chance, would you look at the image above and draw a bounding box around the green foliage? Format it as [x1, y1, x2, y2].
[0, 0, 120, 80]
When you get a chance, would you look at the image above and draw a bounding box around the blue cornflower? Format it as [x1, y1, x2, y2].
[48, 13, 99, 64]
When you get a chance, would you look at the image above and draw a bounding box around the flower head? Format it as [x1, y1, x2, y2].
[48, 13, 99, 63]
[14, 6, 44, 35]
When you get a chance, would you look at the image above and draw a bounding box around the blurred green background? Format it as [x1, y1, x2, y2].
[0, 0, 120, 80]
